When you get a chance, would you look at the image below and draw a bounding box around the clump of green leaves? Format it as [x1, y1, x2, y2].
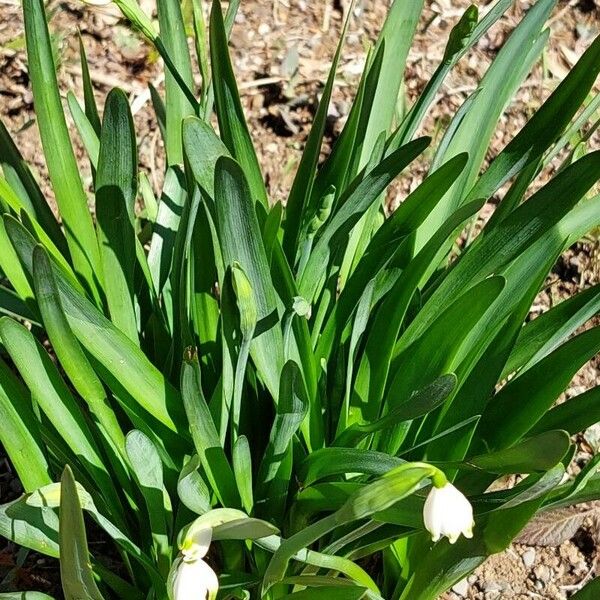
[0, 0, 600, 598]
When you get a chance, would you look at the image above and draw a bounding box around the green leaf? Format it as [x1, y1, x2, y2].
[157, 0, 195, 165]
[468, 34, 600, 207]
[402, 151, 600, 349]
[278, 588, 367, 600]
[416, 0, 554, 248]
[256, 360, 308, 519]
[334, 374, 457, 448]
[282, 9, 352, 260]
[0, 317, 121, 517]
[0, 356, 51, 491]
[78, 33, 101, 135]
[0, 496, 59, 558]
[503, 283, 600, 377]
[0, 593, 56, 599]
[214, 156, 284, 398]
[96, 88, 138, 342]
[462, 430, 571, 474]
[22, 0, 102, 302]
[125, 430, 171, 575]
[299, 137, 430, 303]
[5, 215, 184, 433]
[0, 118, 67, 258]
[570, 577, 600, 600]
[299, 449, 403, 487]
[66, 91, 99, 169]
[59, 466, 105, 600]
[27, 481, 164, 591]
[181, 349, 241, 507]
[233, 435, 254, 513]
[32, 245, 125, 453]
[381, 276, 506, 453]
[209, 0, 267, 206]
[478, 326, 600, 450]
[531, 386, 600, 436]
[177, 454, 211, 515]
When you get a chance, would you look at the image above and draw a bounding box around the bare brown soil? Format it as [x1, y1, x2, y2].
[0, 0, 599, 597]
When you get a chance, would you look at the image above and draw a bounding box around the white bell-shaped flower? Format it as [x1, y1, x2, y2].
[423, 482, 474, 544]
[168, 527, 219, 600]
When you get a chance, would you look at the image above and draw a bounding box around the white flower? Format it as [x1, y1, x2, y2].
[168, 528, 219, 600]
[423, 482, 474, 544]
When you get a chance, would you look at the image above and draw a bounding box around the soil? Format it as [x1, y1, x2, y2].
[1, 0, 599, 598]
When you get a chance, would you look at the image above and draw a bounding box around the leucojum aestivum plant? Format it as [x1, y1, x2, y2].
[1, 0, 600, 597]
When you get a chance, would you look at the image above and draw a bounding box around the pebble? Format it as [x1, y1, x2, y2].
[534, 564, 552, 584]
[451, 578, 469, 597]
[484, 582, 504, 593]
[522, 547, 536, 568]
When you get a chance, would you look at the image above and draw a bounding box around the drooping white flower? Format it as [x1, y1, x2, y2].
[423, 482, 474, 544]
[168, 528, 219, 600]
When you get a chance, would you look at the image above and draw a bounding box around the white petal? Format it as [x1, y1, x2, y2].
[171, 558, 218, 600]
[423, 483, 474, 544]
[184, 527, 212, 560]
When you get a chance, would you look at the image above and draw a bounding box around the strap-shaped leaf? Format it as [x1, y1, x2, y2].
[0, 357, 51, 491]
[299, 137, 429, 303]
[210, 0, 267, 206]
[157, 0, 195, 165]
[22, 0, 102, 302]
[0, 119, 66, 255]
[214, 156, 284, 398]
[59, 466, 105, 600]
[182, 350, 241, 508]
[478, 326, 600, 449]
[5, 215, 184, 434]
[96, 88, 138, 342]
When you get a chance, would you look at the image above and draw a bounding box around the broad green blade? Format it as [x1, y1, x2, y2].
[59, 466, 105, 600]
[0, 496, 59, 558]
[178, 455, 211, 515]
[256, 360, 308, 520]
[0, 119, 66, 256]
[401, 151, 600, 349]
[209, 0, 267, 206]
[477, 326, 600, 449]
[147, 165, 187, 300]
[4, 215, 184, 433]
[416, 0, 555, 250]
[462, 430, 570, 474]
[125, 430, 171, 575]
[468, 34, 600, 206]
[0, 357, 51, 491]
[299, 137, 429, 303]
[214, 156, 284, 398]
[22, 0, 102, 302]
[299, 449, 403, 487]
[0, 317, 121, 517]
[531, 386, 600, 436]
[503, 283, 600, 377]
[32, 245, 125, 452]
[181, 350, 241, 508]
[96, 88, 139, 342]
[157, 0, 195, 165]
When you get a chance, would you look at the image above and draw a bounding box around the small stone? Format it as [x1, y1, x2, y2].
[265, 142, 278, 154]
[468, 575, 477, 584]
[451, 578, 469, 597]
[522, 547, 536, 568]
[534, 564, 551, 584]
[258, 23, 270, 36]
[484, 582, 503, 593]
